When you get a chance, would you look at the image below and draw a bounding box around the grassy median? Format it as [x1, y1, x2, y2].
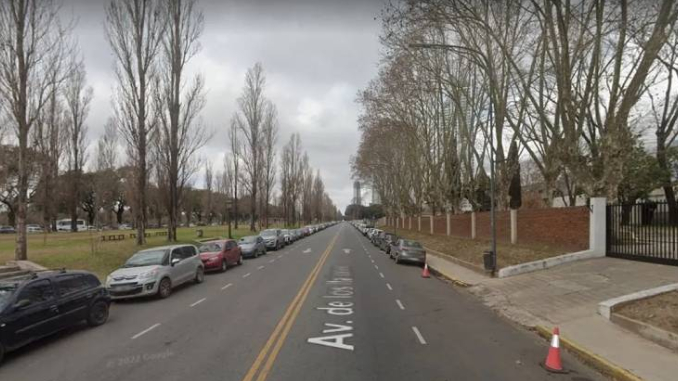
[0, 225, 263, 279]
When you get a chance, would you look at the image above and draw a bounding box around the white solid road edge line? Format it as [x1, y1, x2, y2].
[243, 272, 251, 278]
[412, 326, 427, 345]
[386, 283, 393, 291]
[132, 323, 161, 340]
[190, 298, 207, 307]
[221, 283, 233, 290]
[396, 299, 405, 310]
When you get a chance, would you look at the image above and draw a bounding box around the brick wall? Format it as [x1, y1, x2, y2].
[384, 206, 589, 252]
[516, 207, 589, 251]
[476, 210, 511, 242]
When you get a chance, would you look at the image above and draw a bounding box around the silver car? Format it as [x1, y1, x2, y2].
[106, 244, 205, 300]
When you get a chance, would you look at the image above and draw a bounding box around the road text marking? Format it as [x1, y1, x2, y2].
[132, 323, 161, 340]
[412, 326, 427, 344]
[303, 248, 311, 254]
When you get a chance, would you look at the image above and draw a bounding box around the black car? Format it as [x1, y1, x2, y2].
[0, 270, 111, 364]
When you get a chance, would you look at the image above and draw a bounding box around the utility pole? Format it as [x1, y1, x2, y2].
[488, 101, 497, 274]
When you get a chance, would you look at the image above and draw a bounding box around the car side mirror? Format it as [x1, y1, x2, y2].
[14, 299, 31, 310]
[171, 258, 181, 266]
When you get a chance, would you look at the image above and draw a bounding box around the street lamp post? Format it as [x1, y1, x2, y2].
[488, 102, 497, 274]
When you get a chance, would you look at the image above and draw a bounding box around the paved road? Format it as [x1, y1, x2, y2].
[0, 223, 603, 381]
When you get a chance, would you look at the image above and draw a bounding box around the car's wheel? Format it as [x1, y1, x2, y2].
[194, 267, 205, 284]
[220, 260, 228, 272]
[158, 277, 172, 299]
[87, 300, 109, 327]
[0, 341, 5, 365]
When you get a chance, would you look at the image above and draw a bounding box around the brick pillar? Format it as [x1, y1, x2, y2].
[446, 212, 451, 236]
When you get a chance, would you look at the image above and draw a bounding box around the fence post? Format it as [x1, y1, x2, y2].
[446, 212, 451, 236]
[471, 212, 476, 239]
[418, 215, 421, 231]
[430, 215, 434, 234]
[590, 197, 607, 255]
[408, 216, 412, 230]
[510, 209, 517, 244]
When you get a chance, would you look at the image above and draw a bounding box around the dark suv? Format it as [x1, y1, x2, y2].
[0, 270, 111, 364]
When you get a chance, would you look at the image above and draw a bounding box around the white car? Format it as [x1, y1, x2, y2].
[26, 224, 43, 233]
[106, 244, 205, 300]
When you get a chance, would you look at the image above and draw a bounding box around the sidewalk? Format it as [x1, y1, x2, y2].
[434, 255, 678, 381]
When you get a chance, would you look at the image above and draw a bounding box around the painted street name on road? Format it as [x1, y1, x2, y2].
[303, 248, 312, 254]
[307, 265, 355, 351]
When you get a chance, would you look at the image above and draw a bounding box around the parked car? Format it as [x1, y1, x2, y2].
[198, 239, 243, 272]
[260, 229, 284, 250]
[372, 231, 387, 247]
[106, 245, 204, 300]
[0, 269, 111, 364]
[390, 239, 426, 265]
[238, 235, 267, 258]
[369, 229, 383, 244]
[281, 229, 292, 245]
[26, 224, 43, 233]
[117, 224, 132, 230]
[0, 226, 15, 234]
[380, 233, 399, 254]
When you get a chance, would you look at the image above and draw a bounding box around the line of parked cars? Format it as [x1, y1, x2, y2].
[0, 222, 338, 364]
[351, 222, 426, 265]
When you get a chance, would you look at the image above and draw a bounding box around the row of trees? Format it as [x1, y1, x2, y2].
[0, 0, 339, 261]
[352, 0, 678, 221]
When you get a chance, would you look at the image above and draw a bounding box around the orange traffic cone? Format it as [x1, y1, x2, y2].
[543, 327, 566, 373]
[421, 263, 430, 278]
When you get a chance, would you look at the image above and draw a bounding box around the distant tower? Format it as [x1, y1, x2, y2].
[353, 181, 362, 206]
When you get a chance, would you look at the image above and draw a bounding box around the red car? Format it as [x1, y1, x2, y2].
[198, 239, 243, 272]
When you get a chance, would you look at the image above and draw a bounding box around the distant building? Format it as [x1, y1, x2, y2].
[353, 181, 362, 206]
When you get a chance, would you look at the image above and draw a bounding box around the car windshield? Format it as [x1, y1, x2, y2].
[240, 236, 257, 244]
[199, 242, 222, 253]
[123, 250, 167, 267]
[261, 229, 277, 237]
[402, 240, 423, 249]
[0, 282, 18, 312]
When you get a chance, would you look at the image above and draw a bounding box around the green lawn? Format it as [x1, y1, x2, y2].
[0, 225, 267, 279]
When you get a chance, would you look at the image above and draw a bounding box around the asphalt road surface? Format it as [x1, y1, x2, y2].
[0, 223, 604, 381]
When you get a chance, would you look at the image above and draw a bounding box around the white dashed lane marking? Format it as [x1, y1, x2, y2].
[221, 283, 233, 290]
[190, 298, 206, 307]
[386, 283, 393, 291]
[396, 299, 405, 310]
[243, 272, 251, 278]
[257, 265, 265, 270]
[379, 272, 385, 278]
[412, 326, 427, 345]
[132, 323, 160, 340]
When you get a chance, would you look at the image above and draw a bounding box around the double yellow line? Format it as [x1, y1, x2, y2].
[241, 230, 340, 381]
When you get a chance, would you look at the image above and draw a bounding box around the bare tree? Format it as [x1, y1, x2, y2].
[154, 0, 207, 241]
[203, 160, 213, 224]
[96, 118, 118, 171]
[0, 0, 71, 259]
[233, 63, 268, 231]
[106, 0, 166, 245]
[261, 103, 278, 227]
[63, 59, 93, 232]
[228, 121, 240, 228]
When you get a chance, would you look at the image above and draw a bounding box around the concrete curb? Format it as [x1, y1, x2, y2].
[535, 326, 643, 381]
[427, 266, 471, 288]
[598, 283, 678, 319]
[611, 313, 678, 352]
[6, 260, 48, 271]
[496, 250, 604, 278]
[423, 247, 486, 274]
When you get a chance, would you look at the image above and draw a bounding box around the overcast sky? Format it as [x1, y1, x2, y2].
[68, 0, 384, 213]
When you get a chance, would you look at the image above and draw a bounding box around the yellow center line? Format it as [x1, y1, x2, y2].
[241, 228, 341, 381]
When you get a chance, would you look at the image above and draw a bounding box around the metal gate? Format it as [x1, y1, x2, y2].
[606, 201, 678, 265]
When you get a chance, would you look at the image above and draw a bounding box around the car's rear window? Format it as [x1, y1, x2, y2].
[240, 236, 258, 243]
[199, 242, 223, 252]
[402, 240, 422, 248]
